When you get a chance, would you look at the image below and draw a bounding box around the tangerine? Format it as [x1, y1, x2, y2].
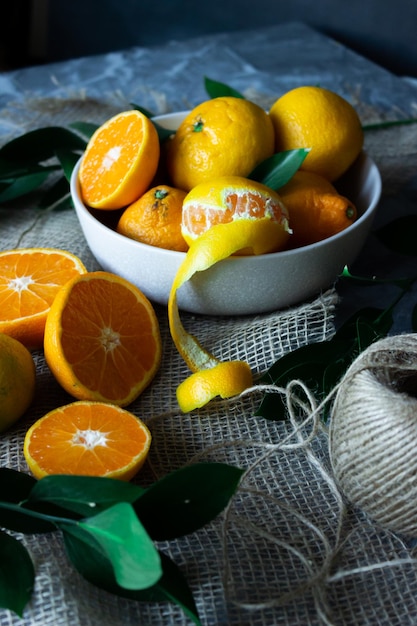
[78, 110, 160, 209]
[44, 271, 161, 407]
[0, 333, 36, 433]
[117, 185, 188, 252]
[278, 170, 357, 247]
[166, 97, 275, 191]
[23, 401, 152, 480]
[0, 248, 87, 350]
[181, 175, 291, 253]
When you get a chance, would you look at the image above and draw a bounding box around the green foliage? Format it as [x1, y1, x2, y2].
[0, 463, 243, 623]
[257, 215, 417, 421]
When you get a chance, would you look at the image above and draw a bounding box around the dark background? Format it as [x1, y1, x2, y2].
[2, 0, 417, 77]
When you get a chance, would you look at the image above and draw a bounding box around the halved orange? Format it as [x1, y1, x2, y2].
[23, 401, 152, 480]
[44, 271, 162, 407]
[78, 109, 160, 210]
[0, 248, 87, 350]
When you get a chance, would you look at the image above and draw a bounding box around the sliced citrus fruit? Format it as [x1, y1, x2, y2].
[78, 109, 160, 210]
[169, 217, 285, 412]
[0, 248, 87, 350]
[181, 175, 291, 251]
[23, 400, 152, 480]
[44, 271, 161, 407]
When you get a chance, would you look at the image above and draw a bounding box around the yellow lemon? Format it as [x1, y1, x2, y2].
[0, 333, 36, 432]
[269, 86, 363, 181]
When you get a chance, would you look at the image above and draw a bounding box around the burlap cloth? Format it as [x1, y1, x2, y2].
[1, 84, 417, 625]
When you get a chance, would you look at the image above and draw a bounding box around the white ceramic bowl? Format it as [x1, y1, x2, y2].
[71, 112, 382, 316]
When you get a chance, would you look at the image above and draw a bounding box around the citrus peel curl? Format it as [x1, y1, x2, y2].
[168, 217, 285, 412]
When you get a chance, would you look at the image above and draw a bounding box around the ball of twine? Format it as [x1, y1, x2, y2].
[329, 333, 417, 538]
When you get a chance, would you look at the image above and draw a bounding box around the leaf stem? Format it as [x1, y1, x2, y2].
[0, 501, 76, 527]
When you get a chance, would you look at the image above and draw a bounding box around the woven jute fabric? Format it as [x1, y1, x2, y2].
[1, 93, 417, 626]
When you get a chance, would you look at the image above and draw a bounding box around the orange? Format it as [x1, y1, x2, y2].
[0, 248, 87, 350]
[44, 271, 161, 407]
[78, 110, 160, 210]
[23, 400, 152, 480]
[0, 333, 36, 433]
[269, 86, 364, 182]
[181, 175, 291, 252]
[278, 170, 357, 248]
[117, 185, 189, 252]
[166, 97, 275, 191]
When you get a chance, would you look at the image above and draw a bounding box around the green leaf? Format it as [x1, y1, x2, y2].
[56, 149, 81, 181]
[0, 468, 37, 502]
[256, 339, 356, 420]
[204, 76, 245, 99]
[0, 171, 50, 203]
[62, 532, 201, 624]
[37, 175, 70, 210]
[134, 463, 243, 540]
[69, 121, 99, 140]
[65, 503, 162, 590]
[374, 215, 417, 256]
[0, 531, 35, 616]
[249, 149, 309, 189]
[0, 127, 86, 164]
[29, 474, 144, 518]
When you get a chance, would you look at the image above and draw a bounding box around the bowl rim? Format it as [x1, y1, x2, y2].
[70, 148, 382, 263]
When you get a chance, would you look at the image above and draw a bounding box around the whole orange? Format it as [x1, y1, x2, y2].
[166, 97, 275, 191]
[117, 185, 188, 252]
[269, 86, 363, 182]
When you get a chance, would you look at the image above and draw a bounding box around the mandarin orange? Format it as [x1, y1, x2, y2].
[166, 97, 275, 191]
[78, 110, 160, 209]
[117, 185, 188, 252]
[23, 401, 152, 480]
[181, 175, 291, 253]
[44, 271, 161, 407]
[278, 170, 357, 247]
[0, 248, 87, 350]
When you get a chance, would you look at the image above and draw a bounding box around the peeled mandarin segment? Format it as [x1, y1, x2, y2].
[169, 218, 288, 411]
[44, 271, 161, 407]
[23, 401, 152, 481]
[176, 361, 253, 413]
[0, 248, 87, 349]
[78, 110, 160, 210]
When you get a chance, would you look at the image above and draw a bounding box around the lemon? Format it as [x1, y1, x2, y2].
[269, 86, 364, 181]
[0, 333, 36, 432]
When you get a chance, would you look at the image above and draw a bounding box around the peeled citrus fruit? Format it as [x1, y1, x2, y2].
[44, 271, 161, 407]
[117, 184, 188, 252]
[0, 248, 87, 350]
[78, 109, 160, 209]
[0, 333, 36, 433]
[23, 400, 152, 480]
[166, 96, 275, 191]
[181, 175, 291, 252]
[269, 86, 363, 181]
[278, 170, 357, 247]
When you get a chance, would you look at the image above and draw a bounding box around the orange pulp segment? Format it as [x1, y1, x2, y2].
[0, 248, 87, 350]
[44, 271, 161, 407]
[23, 400, 152, 480]
[78, 110, 160, 210]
